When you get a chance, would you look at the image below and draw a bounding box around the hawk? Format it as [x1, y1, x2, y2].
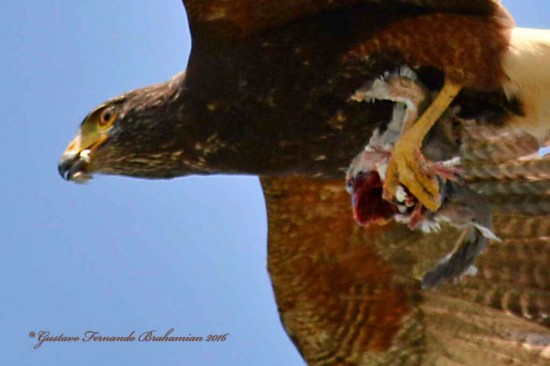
[59, 1, 550, 364]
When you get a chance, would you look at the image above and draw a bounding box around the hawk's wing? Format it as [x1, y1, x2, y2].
[181, 0, 507, 38]
[262, 175, 550, 365]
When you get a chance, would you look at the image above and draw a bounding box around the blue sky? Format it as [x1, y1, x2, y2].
[1, 1, 547, 365]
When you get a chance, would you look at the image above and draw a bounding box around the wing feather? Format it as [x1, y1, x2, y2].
[262, 173, 550, 365]
[181, 0, 547, 364]
[181, 0, 507, 39]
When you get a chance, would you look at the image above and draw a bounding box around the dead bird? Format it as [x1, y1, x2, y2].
[346, 66, 499, 288]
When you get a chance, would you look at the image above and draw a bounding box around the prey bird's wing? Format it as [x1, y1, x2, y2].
[262, 174, 550, 365]
[180, 0, 507, 39]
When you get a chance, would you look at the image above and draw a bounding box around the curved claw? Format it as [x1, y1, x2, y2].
[401, 146, 440, 207]
[384, 141, 441, 211]
[383, 79, 462, 212]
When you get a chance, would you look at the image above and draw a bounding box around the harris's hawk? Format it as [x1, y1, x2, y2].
[58, 1, 550, 364]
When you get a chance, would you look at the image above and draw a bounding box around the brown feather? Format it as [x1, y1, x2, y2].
[262, 174, 550, 365]
[182, 0, 508, 39]
[344, 13, 512, 90]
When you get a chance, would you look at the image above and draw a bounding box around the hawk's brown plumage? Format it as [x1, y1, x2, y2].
[58, 1, 550, 364]
[263, 177, 550, 365]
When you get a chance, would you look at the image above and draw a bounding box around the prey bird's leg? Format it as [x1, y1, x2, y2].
[383, 79, 462, 212]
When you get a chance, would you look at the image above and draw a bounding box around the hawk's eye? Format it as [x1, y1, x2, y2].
[99, 108, 116, 127]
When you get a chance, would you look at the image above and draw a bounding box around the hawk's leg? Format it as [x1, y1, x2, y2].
[383, 79, 462, 211]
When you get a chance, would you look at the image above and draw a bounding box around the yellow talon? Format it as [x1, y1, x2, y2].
[383, 79, 462, 212]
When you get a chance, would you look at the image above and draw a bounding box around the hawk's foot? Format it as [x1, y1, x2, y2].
[383, 138, 441, 211]
[382, 79, 462, 211]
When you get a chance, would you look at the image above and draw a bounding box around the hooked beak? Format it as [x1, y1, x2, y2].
[58, 134, 108, 183]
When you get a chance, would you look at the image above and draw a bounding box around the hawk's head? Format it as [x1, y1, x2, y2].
[58, 72, 195, 182]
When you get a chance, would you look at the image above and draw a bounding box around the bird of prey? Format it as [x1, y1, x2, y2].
[58, 1, 550, 365]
